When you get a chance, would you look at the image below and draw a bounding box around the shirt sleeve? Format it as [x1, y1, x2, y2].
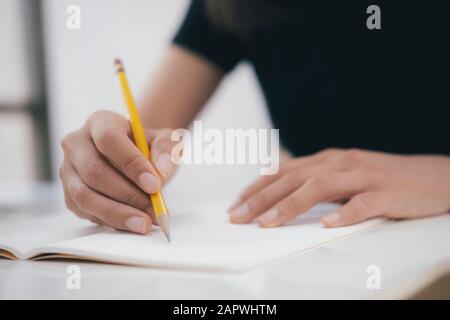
[172, 0, 246, 73]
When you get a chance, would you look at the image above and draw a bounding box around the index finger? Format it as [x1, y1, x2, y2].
[228, 149, 343, 211]
[89, 117, 161, 195]
[258, 171, 372, 227]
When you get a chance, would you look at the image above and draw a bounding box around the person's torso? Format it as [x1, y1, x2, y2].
[245, 1, 450, 156]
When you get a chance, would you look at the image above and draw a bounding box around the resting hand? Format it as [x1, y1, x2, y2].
[228, 149, 450, 228]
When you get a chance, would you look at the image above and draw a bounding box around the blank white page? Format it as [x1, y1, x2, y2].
[33, 203, 384, 271]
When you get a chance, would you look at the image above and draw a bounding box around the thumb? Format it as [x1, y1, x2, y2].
[322, 191, 388, 227]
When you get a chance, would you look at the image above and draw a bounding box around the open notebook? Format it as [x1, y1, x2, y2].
[0, 203, 384, 271]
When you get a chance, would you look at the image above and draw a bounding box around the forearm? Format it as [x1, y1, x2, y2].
[139, 45, 223, 129]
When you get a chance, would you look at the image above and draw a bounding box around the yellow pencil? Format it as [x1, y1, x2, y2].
[114, 58, 170, 242]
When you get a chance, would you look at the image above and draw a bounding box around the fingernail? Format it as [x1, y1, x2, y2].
[323, 212, 341, 226]
[155, 154, 175, 177]
[139, 172, 159, 194]
[230, 203, 249, 220]
[125, 217, 146, 234]
[259, 208, 279, 226]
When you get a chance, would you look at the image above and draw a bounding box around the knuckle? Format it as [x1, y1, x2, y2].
[277, 197, 298, 217]
[60, 132, 77, 152]
[72, 184, 89, 209]
[84, 160, 106, 188]
[95, 128, 117, 151]
[345, 148, 365, 162]
[247, 193, 267, 209]
[286, 172, 302, 186]
[304, 175, 327, 194]
[124, 190, 142, 207]
[123, 152, 145, 174]
[102, 205, 116, 225]
[347, 195, 372, 218]
[321, 148, 341, 157]
[353, 195, 372, 211]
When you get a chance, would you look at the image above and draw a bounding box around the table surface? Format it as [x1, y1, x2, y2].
[0, 182, 449, 299]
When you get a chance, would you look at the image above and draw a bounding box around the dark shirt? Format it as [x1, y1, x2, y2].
[173, 0, 450, 156]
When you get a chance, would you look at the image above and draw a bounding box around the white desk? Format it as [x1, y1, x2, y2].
[0, 180, 449, 299]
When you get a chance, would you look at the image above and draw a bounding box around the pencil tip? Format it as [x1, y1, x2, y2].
[164, 231, 171, 243]
[157, 213, 171, 243]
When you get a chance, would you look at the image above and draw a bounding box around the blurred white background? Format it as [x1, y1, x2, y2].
[0, 0, 35, 183]
[0, 0, 33, 105]
[1, 0, 273, 204]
